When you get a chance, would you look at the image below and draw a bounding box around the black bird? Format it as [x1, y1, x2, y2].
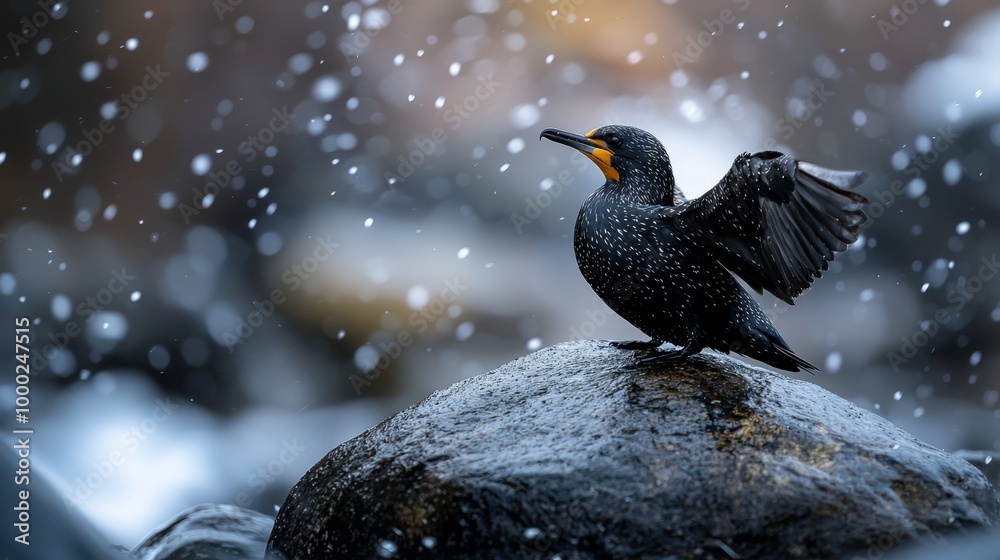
[540, 125, 869, 372]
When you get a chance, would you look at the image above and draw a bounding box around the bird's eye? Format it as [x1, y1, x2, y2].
[607, 135, 622, 147]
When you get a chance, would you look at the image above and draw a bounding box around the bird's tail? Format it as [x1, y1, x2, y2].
[741, 327, 817, 373]
[716, 298, 817, 373]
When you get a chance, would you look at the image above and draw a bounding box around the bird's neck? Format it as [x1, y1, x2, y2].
[597, 168, 680, 207]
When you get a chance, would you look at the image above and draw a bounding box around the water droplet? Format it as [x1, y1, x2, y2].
[191, 153, 211, 175]
[80, 61, 101, 82]
[456, 321, 474, 341]
[970, 351, 982, 366]
[313, 76, 341, 101]
[407, 285, 429, 309]
[376, 539, 398, 558]
[509, 104, 540, 128]
[186, 51, 210, 72]
[852, 109, 868, 127]
[825, 351, 842, 373]
[148, 345, 170, 371]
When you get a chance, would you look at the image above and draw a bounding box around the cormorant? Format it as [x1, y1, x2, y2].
[540, 125, 869, 372]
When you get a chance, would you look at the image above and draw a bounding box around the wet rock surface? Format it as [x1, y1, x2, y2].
[267, 340, 999, 559]
[131, 504, 273, 560]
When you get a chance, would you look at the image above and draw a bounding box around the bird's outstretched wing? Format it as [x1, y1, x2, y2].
[669, 151, 868, 305]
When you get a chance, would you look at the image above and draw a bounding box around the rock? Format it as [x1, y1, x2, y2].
[132, 504, 273, 560]
[266, 340, 999, 560]
[953, 449, 999, 489]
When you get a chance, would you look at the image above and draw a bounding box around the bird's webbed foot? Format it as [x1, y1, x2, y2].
[610, 339, 663, 351]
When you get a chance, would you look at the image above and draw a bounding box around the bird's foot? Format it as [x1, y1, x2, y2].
[610, 339, 663, 351]
[630, 343, 699, 366]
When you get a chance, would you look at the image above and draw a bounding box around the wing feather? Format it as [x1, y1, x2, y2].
[668, 152, 869, 304]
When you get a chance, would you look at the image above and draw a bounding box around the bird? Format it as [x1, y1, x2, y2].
[539, 125, 869, 372]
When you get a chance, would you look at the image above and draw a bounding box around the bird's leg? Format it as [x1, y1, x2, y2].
[631, 340, 700, 365]
[610, 339, 663, 350]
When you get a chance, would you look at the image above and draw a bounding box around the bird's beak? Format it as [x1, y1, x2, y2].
[540, 127, 620, 182]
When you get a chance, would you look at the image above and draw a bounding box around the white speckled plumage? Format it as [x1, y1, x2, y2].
[543, 125, 870, 372]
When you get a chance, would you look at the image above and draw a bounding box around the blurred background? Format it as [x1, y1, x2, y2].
[0, 0, 998, 551]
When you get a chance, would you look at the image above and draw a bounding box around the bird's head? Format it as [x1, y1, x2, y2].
[540, 125, 678, 205]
